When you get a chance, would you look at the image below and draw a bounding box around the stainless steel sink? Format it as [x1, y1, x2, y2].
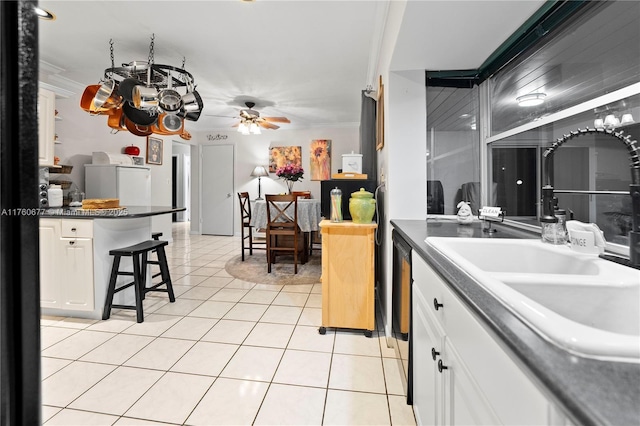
[425, 237, 640, 361]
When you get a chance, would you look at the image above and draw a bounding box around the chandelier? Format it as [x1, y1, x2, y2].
[80, 35, 202, 139]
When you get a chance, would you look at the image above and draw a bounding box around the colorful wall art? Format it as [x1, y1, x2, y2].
[269, 146, 302, 172]
[309, 139, 331, 180]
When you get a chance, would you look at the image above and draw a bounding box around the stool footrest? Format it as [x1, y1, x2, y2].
[114, 281, 136, 293]
[111, 304, 137, 311]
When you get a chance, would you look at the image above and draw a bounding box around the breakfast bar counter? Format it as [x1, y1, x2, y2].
[39, 206, 185, 320]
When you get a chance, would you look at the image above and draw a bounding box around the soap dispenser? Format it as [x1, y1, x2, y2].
[541, 207, 568, 244]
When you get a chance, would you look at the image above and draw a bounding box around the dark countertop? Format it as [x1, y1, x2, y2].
[391, 218, 640, 426]
[40, 206, 186, 219]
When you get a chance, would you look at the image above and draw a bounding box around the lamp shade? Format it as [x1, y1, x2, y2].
[250, 166, 269, 177]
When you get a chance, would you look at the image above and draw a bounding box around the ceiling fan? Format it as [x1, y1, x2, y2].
[209, 101, 290, 134]
[237, 101, 290, 132]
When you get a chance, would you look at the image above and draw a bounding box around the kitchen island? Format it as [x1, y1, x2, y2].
[39, 206, 184, 320]
[392, 218, 640, 426]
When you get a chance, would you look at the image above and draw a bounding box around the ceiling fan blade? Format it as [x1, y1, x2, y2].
[262, 117, 290, 123]
[205, 114, 237, 118]
[258, 121, 280, 130]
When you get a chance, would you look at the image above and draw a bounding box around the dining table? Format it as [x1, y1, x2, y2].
[250, 198, 323, 233]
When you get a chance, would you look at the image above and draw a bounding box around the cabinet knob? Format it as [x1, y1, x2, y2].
[431, 348, 440, 361]
[71, 227, 77, 232]
[438, 359, 448, 373]
[69, 241, 75, 245]
[433, 298, 443, 310]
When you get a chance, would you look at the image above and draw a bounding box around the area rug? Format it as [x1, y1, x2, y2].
[225, 252, 321, 286]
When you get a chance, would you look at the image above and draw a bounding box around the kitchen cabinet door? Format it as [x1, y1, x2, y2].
[412, 281, 445, 426]
[60, 238, 94, 311]
[441, 338, 501, 426]
[39, 219, 61, 308]
[38, 88, 56, 166]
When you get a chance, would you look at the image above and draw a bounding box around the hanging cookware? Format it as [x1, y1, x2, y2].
[92, 79, 122, 110]
[157, 70, 182, 114]
[124, 116, 152, 137]
[122, 101, 157, 126]
[106, 108, 126, 132]
[118, 77, 140, 103]
[153, 113, 183, 135]
[180, 130, 192, 140]
[181, 90, 202, 113]
[80, 85, 110, 114]
[132, 67, 159, 110]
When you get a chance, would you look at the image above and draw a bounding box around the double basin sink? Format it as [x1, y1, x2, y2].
[425, 237, 640, 362]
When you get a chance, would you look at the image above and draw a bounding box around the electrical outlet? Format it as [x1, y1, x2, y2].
[380, 167, 385, 183]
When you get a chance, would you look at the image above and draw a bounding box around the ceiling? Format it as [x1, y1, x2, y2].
[38, 0, 545, 133]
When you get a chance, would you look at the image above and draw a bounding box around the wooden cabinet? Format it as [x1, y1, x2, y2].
[38, 88, 56, 166]
[39, 219, 94, 312]
[411, 253, 563, 425]
[319, 220, 377, 336]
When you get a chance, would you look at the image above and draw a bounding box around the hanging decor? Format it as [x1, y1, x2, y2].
[269, 146, 302, 173]
[309, 139, 331, 181]
[79, 35, 203, 139]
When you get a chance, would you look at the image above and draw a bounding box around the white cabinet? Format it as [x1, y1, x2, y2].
[38, 88, 56, 166]
[412, 253, 556, 425]
[39, 219, 94, 311]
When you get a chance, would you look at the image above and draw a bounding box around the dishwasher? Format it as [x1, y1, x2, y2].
[392, 229, 412, 404]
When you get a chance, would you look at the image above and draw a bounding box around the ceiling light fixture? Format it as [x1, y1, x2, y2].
[516, 93, 547, 107]
[79, 35, 203, 139]
[34, 6, 56, 20]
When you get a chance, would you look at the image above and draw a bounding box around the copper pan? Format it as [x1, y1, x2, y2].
[80, 85, 111, 115]
[180, 130, 192, 140]
[124, 116, 152, 137]
[107, 108, 127, 132]
[93, 79, 122, 110]
[151, 113, 184, 135]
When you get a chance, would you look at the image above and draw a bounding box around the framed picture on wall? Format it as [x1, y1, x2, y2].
[376, 75, 385, 151]
[146, 137, 163, 165]
[310, 139, 331, 180]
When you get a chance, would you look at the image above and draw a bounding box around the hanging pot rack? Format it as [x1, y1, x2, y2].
[79, 35, 202, 139]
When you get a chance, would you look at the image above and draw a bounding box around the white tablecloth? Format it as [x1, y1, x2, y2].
[250, 199, 322, 233]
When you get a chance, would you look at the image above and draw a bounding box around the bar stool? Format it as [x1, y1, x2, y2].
[103, 240, 175, 323]
[147, 232, 164, 286]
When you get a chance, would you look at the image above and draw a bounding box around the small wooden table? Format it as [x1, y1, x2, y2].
[318, 220, 377, 337]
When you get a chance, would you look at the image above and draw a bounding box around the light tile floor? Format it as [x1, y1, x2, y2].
[41, 223, 416, 425]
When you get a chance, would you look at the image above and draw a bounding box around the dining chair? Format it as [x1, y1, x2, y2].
[291, 191, 313, 254]
[237, 192, 265, 261]
[265, 194, 307, 274]
[291, 191, 311, 199]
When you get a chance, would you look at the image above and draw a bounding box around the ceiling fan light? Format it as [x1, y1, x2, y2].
[516, 93, 546, 107]
[621, 113, 635, 125]
[604, 114, 617, 128]
[594, 118, 604, 129]
[249, 122, 260, 134]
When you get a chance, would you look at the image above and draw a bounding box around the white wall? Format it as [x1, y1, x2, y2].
[190, 125, 360, 235]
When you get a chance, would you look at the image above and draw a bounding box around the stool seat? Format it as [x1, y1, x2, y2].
[109, 240, 168, 256]
[103, 239, 174, 323]
[152, 232, 163, 240]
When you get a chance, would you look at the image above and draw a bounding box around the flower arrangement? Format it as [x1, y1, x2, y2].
[276, 164, 304, 193]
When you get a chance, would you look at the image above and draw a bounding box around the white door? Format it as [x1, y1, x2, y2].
[201, 144, 234, 235]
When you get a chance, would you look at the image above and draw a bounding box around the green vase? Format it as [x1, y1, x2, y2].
[349, 188, 376, 223]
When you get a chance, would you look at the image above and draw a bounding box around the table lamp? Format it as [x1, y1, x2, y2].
[250, 166, 269, 200]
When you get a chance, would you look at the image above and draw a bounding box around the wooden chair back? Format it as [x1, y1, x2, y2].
[238, 192, 252, 225]
[266, 194, 298, 229]
[291, 191, 311, 199]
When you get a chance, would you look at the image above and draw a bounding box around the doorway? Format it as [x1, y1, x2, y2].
[201, 144, 234, 235]
[172, 142, 191, 223]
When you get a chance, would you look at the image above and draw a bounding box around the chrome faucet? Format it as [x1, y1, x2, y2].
[541, 128, 640, 266]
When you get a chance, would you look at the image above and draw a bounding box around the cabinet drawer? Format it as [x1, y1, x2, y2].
[61, 220, 93, 238]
